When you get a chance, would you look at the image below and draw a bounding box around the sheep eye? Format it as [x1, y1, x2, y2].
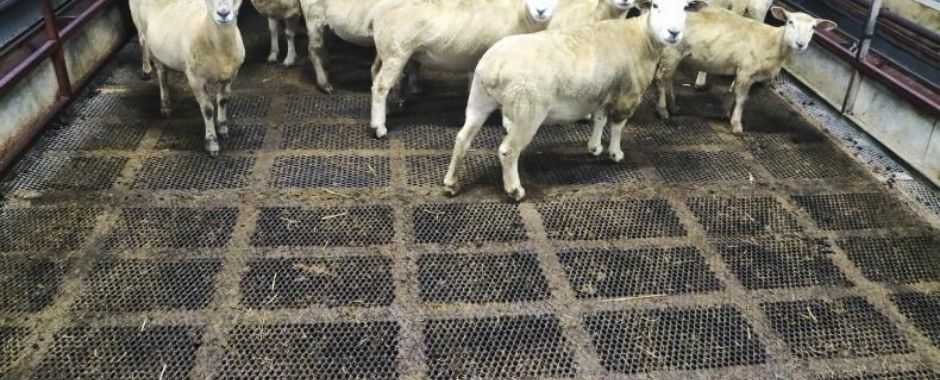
[652, 3, 658, 9]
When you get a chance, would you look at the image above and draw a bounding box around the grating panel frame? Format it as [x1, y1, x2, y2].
[251, 206, 394, 247]
[584, 306, 767, 374]
[0, 326, 27, 373]
[524, 153, 646, 186]
[837, 236, 940, 284]
[651, 152, 756, 184]
[792, 193, 919, 231]
[34, 325, 202, 380]
[219, 322, 399, 380]
[269, 156, 390, 188]
[686, 196, 802, 237]
[891, 291, 940, 349]
[762, 297, 912, 359]
[0, 257, 65, 313]
[69, 94, 158, 119]
[425, 314, 576, 380]
[240, 256, 394, 309]
[398, 123, 503, 150]
[285, 94, 368, 119]
[537, 199, 686, 241]
[34, 120, 146, 151]
[559, 246, 722, 299]
[154, 119, 265, 152]
[74, 258, 221, 312]
[825, 370, 940, 380]
[132, 156, 254, 190]
[412, 203, 527, 245]
[405, 154, 501, 188]
[227, 95, 271, 119]
[0, 207, 99, 253]
[630, 117, 725, 146]
[417, 251, 549, 304]
[716, 238, 851, 290]
[0, 154, 127, 191]
[751, 146, 867, 180]
[104, 207, 238, 250]
[279, 122, 389, 150]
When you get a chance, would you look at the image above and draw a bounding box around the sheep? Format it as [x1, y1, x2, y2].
[250, 0, 303, 66]
[132, 0, 246, 156]
[654, 6, 836, 133]
[688, 0, 773, 89]
[548, 0, 636, 30]
[368, 0, 561, 139]
[444, 0, 707, 201]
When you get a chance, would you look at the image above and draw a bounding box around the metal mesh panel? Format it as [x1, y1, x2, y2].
[155, 120, 265, 151]
[34, 120, 146, 151]
[743, 130, 827, 149]
[69, 94, 158, 119]
[559, 246, 722, 299]
[891, 292, 940, 349]
[537, 199, 686, 241]
[0, 155, 127, 191]
[405, 154, 500, 188]
[240, 256, 394, 309]
[35, 325, 202, 380]
[397, 124, 503, 150]
[269, 156, 390, 188]
[227, 95, 271, 119]
[412, 203, 527, 244]
[837, 236, 940, 284]
[74, 258, 221, 312]
[424, 315, 575, 380]
[285, 94, 369, 119]
[651, 152, 755, 183]
[524, 153, 645, 186]
[133, 156, 255, 190]
[104, 207, 238, 249]
[0, 326, 27, 372]
[826, 370, 940, 380]
[584, 306, 767, 374]
[792, 193, 918, 230]
[0, 257, 65, 313]
[251, 206, 394, 247]
[762, 297, 912, 359]
[751, 146, 867, 180]
[529, 123, 595, 151]
[896, 179, 940, 218]
[686, 196, 802, 237]
[417, 251, 549, 304]
[0, 207, 99, 252]
[219, 322, 399, 380]
[279, 122, 389, 150]
[630, 117, 724, 146]
[716, 238, 850, 290]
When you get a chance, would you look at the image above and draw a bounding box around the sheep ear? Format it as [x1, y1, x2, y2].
[816, 19, 837, 32]
[686, 0, 707, 12]
[770, 6, 788, 21]
[637, 0, 652, 10]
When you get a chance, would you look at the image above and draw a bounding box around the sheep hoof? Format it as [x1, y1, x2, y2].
[283, 57, 296, 67]
[205, 139, 220, 157]
[443, 183, 460, 197]
[218, 125, 230, 140]
[319, 83, 334, 95]
[609, 150, 624, 163]
[160, 107, 172, 118]
[374, 126, 387, 139]
[140, 71, 152, 80]
[267, 53, 278, 63]
[656, 108, 670, 120]
[732, 125, 744, 135]
[694, 82, 708, 91]
[588, 143, 603, 156]
[506, 187, 526, 202]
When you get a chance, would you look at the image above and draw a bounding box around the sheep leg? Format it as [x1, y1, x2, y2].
[267, 18, 280, 63]
[304, 16, 333, 94]
[140, 36, 152, 79]
[283, 16, 298, 66]
[215, 81, 233, 139]
[499, 115, 542, 202]
[154, 62, 171, 117]
[444, 82, 498, 196]
[694, 72, 708, 91]
[608, 97, 640, 163]
[587, 109, 607, 156]
[371, 55, 409, 138]
[187, 73, 220, 156]
[404, 61, 424, 96]
[729, 76, 754, 134]
[371, 56, 382, 81]
[655, 50, 681, 119]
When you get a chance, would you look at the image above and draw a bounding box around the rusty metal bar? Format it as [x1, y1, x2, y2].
[842, 0, 883, 113]
[40, 0, 71, 98]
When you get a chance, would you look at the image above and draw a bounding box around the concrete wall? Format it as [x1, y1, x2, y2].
[884, 0, 940, 34]
[0, 5, 128, 170]
[785, 47, 940, 186]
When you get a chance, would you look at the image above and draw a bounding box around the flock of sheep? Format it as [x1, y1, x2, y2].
[127, 0, 836, 201]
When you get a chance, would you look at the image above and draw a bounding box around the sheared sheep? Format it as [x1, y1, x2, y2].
[131, 0, 246, 156]
[368, 0, 561, 138]
[250, 0, 303, 66]
[654, 6, 836, 133]
[689, 0, 773, 89]
[549, 0, 636, 29]
[444, 0, 706, 201]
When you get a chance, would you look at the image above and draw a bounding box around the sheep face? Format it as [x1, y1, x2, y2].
[644, 0, 706, 46]
[206, 0, 242, 25]
[771, 7, 837, 52]
[606, 0, 637, 10]
[525, 0, 560, 23]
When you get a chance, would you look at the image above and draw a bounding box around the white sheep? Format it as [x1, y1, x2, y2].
[368, 0, 560, 138]
[131, 0, 246, 156]
[688, 0, 773, 89]
[548, 0, 636, 30]
[444, 0, 706, 201]
[250, 0, 303, 66]
[654, 6, 836, 133]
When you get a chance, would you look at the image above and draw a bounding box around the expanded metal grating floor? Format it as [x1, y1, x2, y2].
[2, 31, 940, 380]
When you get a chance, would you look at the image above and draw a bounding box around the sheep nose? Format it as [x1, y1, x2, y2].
[668, 28, 680, 37]
[217, 9, 231, 18]
[536, 8, 546, 16]
[796, 42, 806, 49]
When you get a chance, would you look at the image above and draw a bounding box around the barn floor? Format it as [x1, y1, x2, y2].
[2, 20, 940, 380]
